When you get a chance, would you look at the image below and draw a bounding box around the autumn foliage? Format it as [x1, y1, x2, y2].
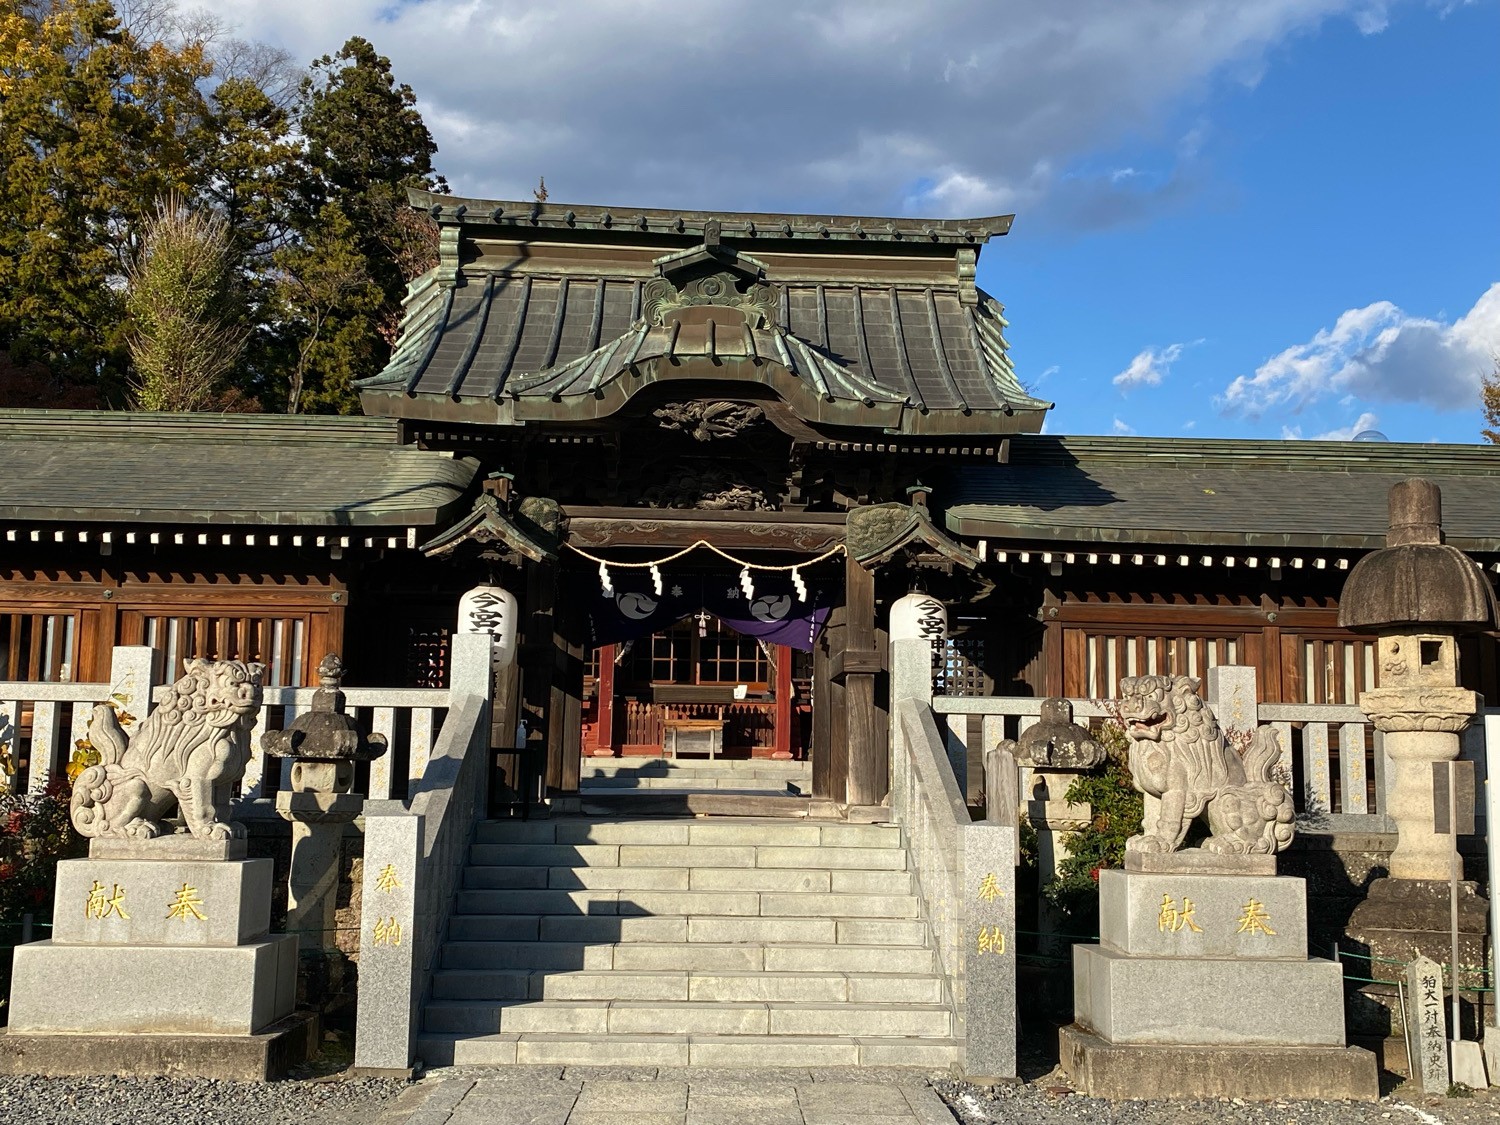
[0, 1, 445, 414]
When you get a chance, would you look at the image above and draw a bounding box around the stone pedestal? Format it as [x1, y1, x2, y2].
[0, 846, 306, 1079]
[1062, 868, 1378, 1100]
[1345, 876, 1491, 1044]
[277, 790, 364, 951]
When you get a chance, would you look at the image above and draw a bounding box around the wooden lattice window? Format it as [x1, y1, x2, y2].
[1295, 635, 1379, 705]
[136, 614, 311, 686]
[1066, 630, 1245, 700]
[698, 619, 770, 686]
[627, 618, 770, 688]
[404, 625, 451, 690]
[934, 635, 990, 697]
[0, 612, 77, 682]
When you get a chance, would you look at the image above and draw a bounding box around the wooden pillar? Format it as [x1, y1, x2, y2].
[772, 645, 793, 760]
[812, 607, 845, 801]
[593, 644, 617, 756]
[844, 552, 883, 807]
[548, 578, 584, 794]
[521, 559, 557, 799]
[489, 660, 524, 812]
[873, 621, 889, 787]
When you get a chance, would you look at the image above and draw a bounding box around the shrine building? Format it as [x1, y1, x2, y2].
[3, 191, 1500, 816]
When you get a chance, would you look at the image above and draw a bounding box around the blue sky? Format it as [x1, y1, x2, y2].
[999, 1, 1500, 443]
[214, 0, 1500, 444]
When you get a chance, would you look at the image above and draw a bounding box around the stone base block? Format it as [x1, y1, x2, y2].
[89, 836, 248, 862]
[0, 1012, 319, 1082]
[1346, 877, 1489, 986]
[1125, 849, 1276, 876]
[1059, 1024, 1379, 1101]
[8, 935, 296, 1035]
[1099, 869, 1307, 960]
[1074, 943, 1345, 1046]
[53, 856, 274, 947]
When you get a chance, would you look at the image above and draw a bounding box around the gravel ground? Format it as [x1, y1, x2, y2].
[9, 1067, 1500, 1125]
[936, 1076, 1500, 1125]
[0, 1074, 408, 1125]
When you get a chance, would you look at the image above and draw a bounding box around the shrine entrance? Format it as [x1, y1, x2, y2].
[582, 615, 808, 760]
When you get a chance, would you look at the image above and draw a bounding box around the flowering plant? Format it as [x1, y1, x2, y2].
[0, 776, 84, 933]
[1041, 718, 1142, 928]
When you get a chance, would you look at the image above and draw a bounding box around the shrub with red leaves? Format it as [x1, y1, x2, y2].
[0, 777, 84, 934]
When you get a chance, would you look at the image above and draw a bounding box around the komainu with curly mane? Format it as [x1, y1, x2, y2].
[1119, 674, 1295, 856]
[71, 659, 264, 841]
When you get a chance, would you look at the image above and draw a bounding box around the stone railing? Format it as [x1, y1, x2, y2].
[0, 643, 460, 803]
[928, 675, 1498, 835]
[353, 632, 492, 1074]
[164, 681, 453, 802]
[890, 637, 1016, 1079]
[0, 647, 156, 795]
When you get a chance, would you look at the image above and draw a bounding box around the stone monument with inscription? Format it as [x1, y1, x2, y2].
[0, 658, 307, 1080]
[1059, 673, 1378, 1100]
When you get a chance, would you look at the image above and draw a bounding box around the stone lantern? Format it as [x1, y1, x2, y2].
[992, 698, 1105, 937]
[263, 654, 388, 955]
[1341, 479, 1496, 1034]
[1340, 479, 1496, 880]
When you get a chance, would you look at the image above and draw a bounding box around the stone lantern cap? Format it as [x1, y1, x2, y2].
[1338, 478, 1499, 634]
[1012, 698, 1106, 770]
[261, 654, 389, 763]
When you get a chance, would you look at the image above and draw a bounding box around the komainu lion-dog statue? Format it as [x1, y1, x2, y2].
[1119, 674, 1295, 856]
[71, 659, 265, 841]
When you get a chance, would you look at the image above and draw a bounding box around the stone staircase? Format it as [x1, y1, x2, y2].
[580, 758, 811, 796]
[417, 817, 957, 1069]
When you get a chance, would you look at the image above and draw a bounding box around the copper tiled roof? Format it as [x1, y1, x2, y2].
[358, 193, 1050, 436]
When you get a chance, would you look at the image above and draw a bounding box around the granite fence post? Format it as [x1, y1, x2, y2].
[961, 819, 1017, 1079]
[448, 632, 494, 703]
[1205, 664, 1259, 735]
[352, 806, 421, 1073]
[890, 637, 935, 793]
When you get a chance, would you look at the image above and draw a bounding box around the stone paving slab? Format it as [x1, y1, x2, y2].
[384, 1066, 955, 1124]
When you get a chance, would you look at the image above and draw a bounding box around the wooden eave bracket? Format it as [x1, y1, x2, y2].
[419, 493, 561, 563]
[846, 502, 981, 571]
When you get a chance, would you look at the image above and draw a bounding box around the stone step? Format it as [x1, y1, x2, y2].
[459, 865, 913, 893]
[580, 776, 801, 792]
[451, 888, 919, 920]
[439, 940, 938, 974]
[465, 842, 908, 870]
[423, 999, 955, 1038]
[416, 1032, 962, 1069]
[583, 768, 808, 777]
[471, 819, 900, 848]
[582, 759, 810, 773]
[430, 968, 946, 1004]
[444, 915, 928, 946]
[578, 793, 813, 818]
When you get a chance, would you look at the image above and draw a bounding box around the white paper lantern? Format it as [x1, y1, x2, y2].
[890, 592, 947, 645]
[457, 584, 518, 667]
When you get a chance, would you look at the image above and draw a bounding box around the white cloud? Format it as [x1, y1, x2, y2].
[1114, 337, 1204, 392]
[197, 0, 1412, 220]
[1113, 416, 1136, 434]
[1114, 341, 1188, 391]
[1219, 283, 1500, 418]
[1281, 411, 1381, 441]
